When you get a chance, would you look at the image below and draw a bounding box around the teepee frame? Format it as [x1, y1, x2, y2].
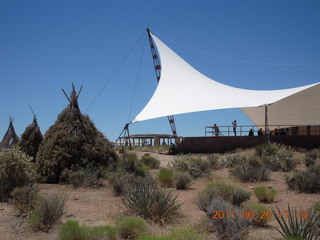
[0, 117, 19, 149]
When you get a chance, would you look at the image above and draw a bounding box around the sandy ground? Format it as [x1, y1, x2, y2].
[0, 150, 319, 240]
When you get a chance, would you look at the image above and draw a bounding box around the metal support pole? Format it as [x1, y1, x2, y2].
[265, 105, 270, 143]
[146, 28, 178, 141]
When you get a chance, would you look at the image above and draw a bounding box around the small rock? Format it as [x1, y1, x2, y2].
[66, 213, 75, 217]
[0, 208, 4, 210]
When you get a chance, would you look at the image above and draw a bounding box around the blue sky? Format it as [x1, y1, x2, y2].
[1, 0, 319, 142]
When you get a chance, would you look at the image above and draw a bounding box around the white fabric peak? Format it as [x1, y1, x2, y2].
[133, 33, 319, 127]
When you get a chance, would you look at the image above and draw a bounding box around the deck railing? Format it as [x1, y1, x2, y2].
[205, 125, 320, 137]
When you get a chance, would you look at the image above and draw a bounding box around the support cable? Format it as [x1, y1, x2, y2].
[127, 37, 146, 123]
[85, 31, 146, 113]
[154, 31, 320, 66]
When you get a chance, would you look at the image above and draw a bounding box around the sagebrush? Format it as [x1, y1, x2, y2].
[0, 147, 36, 201]
[206, 198, 250, 240]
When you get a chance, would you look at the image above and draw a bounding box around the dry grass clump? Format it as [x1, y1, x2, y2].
[158, 168, 174, 187]
[68, 168, 103, 188]
[254, 186, 277, 203]
[59, 220, 117, 240]
[10, 185, 39, 215]
[29, 191, 67, 231]
[173, 172, 192, 190]
[116, 216, 147, 239]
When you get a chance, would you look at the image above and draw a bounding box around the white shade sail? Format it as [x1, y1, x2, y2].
[133, 32, 320, 127]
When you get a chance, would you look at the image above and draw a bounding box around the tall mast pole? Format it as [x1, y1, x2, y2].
[146, 28, 178, 141]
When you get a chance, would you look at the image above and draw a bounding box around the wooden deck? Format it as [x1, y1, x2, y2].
[174, 135, 320, 153]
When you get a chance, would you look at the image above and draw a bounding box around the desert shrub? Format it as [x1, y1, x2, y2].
[137, 226, 206, 240]
[0, 147, 36, 201]
[284, 172, 297, 190]
[255, 143, 279, 159]
[135, 165, 150, 178]
[277, 147, 298, 172]
[285, 166, 320, 193]
[272, 204, 320, 240]
[35, 85, 117, 183]
[255, 144, 297, 172]
[292, 171, 320, 193]
[108, 172, 138, 196]
[121, 177, 182, 222]
[244, 202, 270, 226]
[0, 173, 10, 202]
[116, 153, 150, 177]
[231, 188, 252, 206]
[10, 185, 39, 215]
[254, 186, 277, 203]
[116, 216, 146, 239]
[59, 220, 117, 240]
[141, 154, 160, 169]
[314, 201, 320, 212]
[59, 220, 87, 240]
[170, 226, 206, 240]
[169, 155, 209, 178]
[207, 154, 222, 169]
[118, 153, 139, 172]
[84, 225, 117, 240]
[68, 168, 102, 188]
[305, 157, 316, 168]
[206, 198, 250, 240]
[158, 168, 174, 187]
[18, 117, 43, 161]
[193, 158, 211, 176]
[247, 156, 263, 168]
[137, 236, 170, 240]
[29, 191, 67, 231]
[223, 154, 246, 168]
[230, 164, 271, 182]
[197, 181, 250, 210]
[169, 155, 191, 172]
[304, 150, 318, 167]
[194, 217, 215, 234]
[309, 164, 320, 175]
[137, 237, 169, 240]
[174, 172, 192, 190]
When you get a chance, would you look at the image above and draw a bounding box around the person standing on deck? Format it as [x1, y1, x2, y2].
[232, 120, 237, 136]
[213, 124, 220, 137]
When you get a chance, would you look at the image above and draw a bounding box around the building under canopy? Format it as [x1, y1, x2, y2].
[132, 31, 320, 130]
